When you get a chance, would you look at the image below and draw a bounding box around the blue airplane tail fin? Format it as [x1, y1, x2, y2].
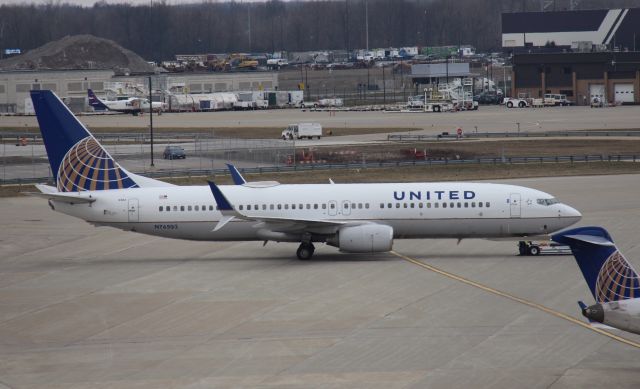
[87, 89, 108, 110]
[552, 226, 640, 303]
[31, 90, 139, 192]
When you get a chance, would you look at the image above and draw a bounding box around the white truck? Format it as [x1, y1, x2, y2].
[281, 123, 323, 140]
[544, 94, 573, 106]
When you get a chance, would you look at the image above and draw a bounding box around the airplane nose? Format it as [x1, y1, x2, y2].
[560, 204, 582, 226]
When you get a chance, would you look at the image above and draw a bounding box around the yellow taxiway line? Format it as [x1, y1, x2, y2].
[391, 250, 640, 349]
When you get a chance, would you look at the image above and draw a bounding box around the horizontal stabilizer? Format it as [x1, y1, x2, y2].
[559, 234, 615, 247]
[25, 190, 96, 204]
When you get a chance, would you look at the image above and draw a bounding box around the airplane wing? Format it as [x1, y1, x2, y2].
[25, 184, 96, 204]
[208, 181, 350, 233]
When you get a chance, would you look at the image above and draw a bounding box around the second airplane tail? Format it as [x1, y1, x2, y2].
[552, 226, 640, 303]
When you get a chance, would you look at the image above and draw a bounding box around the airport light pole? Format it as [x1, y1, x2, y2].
[149, 76, 154, 167]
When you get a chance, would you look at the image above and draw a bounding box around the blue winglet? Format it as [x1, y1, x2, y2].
[226, 164, 247, 185]
[207, 181, 233, 211]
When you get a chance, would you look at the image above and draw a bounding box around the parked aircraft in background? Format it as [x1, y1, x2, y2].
[31, 90, 581, 259]
[87, 89, 164, 115]
[553, 226, 640, 335]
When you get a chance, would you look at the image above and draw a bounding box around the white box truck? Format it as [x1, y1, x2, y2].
[281, 123, 323, 140]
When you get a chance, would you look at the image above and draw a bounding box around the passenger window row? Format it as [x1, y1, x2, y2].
[158, 203, 373, 212]
[159, 205, 217, 212]
[379, 201, 490, 209]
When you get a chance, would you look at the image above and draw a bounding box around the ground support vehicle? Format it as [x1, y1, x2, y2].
[518, 241, 571, 256]
[281, 123, 323, 140]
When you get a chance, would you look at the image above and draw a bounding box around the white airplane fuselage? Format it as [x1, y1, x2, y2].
[50, 182, 581, 242]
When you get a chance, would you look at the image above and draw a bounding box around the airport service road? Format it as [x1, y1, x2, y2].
[0, 174, 639, 388]
[3, 105, 640, 135]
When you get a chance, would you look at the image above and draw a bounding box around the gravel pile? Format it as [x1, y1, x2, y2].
[0, 34, 156, 74]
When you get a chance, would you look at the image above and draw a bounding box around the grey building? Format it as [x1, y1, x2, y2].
[0, 70, 279, 113]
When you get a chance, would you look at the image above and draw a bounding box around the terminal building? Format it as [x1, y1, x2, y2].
[502, 8, 640, 105]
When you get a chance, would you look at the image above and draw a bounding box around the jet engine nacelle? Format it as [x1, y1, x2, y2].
[331, 224, 394, 253]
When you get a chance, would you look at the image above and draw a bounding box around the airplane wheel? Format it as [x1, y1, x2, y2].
[296, 243, 315, 260]
[529, 246, 540, 256]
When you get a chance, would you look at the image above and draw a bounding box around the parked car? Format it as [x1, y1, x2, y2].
[163, 145, 186, 160]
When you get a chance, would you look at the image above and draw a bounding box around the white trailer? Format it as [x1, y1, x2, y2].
[317, 98, 344, 107]
[281, 123, 323, 140]
[288, 91, 304, 107]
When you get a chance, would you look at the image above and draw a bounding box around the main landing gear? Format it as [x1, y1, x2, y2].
[296, 242, 315, 260]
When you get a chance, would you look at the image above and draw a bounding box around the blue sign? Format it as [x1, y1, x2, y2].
[4, 49, 21, 55]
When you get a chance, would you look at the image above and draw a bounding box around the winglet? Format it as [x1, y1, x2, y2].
[226, 164, 247, 185]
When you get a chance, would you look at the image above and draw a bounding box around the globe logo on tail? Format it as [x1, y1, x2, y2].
[57, 137, 139, 192]
[595, 250, 640, 303]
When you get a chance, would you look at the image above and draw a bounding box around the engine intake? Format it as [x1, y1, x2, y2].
[330, 224, 394, 253]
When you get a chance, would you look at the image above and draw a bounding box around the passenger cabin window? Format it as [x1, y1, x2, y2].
[486, 202, 490, 208]
[159, 206, 163, 212]
[195, 205, 199, 211]
[180, 206, 185, 211]
[188, 205, 192, 211]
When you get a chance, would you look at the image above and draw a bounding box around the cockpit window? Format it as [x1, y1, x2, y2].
[537, 198, 559, 206]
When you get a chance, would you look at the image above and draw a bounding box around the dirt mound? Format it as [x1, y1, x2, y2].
[0, 34, 156, 74]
